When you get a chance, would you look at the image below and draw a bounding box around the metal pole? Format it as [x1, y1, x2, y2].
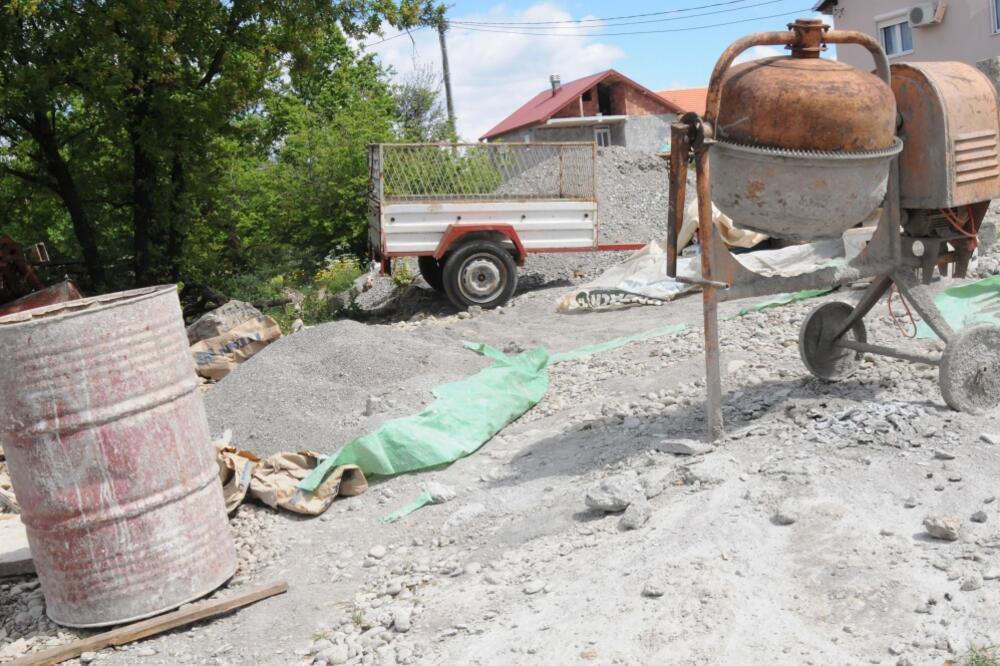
[834, 339, 941, 366]
[695, 147, 724, 441]
[437, 22, 456, 135]
[667, 123, 691, 278]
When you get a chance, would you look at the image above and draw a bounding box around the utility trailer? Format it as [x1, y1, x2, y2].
[368, 142, 644, 309]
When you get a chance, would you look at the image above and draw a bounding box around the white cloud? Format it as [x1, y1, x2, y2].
[732, 44, 786, 65]
[368, 3, 626, 141]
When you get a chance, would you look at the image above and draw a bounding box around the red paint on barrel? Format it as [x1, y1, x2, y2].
[0, 286, 236, 627]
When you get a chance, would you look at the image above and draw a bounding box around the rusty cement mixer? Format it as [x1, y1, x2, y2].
[668, 18, 1000, 441]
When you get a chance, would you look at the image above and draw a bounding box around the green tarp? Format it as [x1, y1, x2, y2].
[728, 288, 833, 319]
[916, 275, 1000, 339]
[298, 323, 688, 492]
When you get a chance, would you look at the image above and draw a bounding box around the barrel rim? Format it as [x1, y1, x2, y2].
[0, 284, 177, 327]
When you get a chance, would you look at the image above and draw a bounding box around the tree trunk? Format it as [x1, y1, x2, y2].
[29, 113, 106, 288]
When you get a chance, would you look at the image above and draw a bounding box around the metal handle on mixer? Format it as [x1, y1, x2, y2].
[823, 30, 891, 84]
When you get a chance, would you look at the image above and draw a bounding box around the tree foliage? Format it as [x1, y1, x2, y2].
[0, 0, 441, 291]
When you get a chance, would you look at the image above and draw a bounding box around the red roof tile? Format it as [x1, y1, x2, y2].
[480, 69, 682, 141]
[656, 87, 708, 116]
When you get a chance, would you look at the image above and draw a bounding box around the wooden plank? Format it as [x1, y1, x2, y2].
[0, 515, 34, 578]
[8, 580, 288, 666]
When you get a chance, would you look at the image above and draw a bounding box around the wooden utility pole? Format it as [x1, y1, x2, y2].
[437, 20, 456, 134]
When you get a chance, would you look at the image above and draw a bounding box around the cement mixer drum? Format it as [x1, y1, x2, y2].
[709, 50, 902, 240]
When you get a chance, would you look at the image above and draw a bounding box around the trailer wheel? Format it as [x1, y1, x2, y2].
[442, 240, 517, 309]
[418, 256, 445, 292]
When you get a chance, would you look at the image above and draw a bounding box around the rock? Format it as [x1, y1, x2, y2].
[623, 416, 641, 429]
[658, 438, 713, 456]
[368, 545, 387, 560]
[484, 571, 504, 585]
[424, 482, 456, 504]
[903, 497, 918, 509]
[971, 511, 988, 523]
[584, 474, 643, 512]
[923, 513, 961, 541]
[365, 396, 385, 417]
[639, 470, 670, 499]
[961, 572, 984, 591]
[393, 607, 412, 633]
[319, 644, 349, 665]
[933, 449, 956, 460]
[620, 496, 652, 530]
[773, 499, 800, 526]
[523, 580, 545, 595]
[291, 318, 305, 333]
[136, 647, 157, 657]
[980, 433, 1000, 446]
[467, 305, 483, 316]
[186, 300, 263, 344]
[641, 581, 665, 598]
[80, 652, 98, 664]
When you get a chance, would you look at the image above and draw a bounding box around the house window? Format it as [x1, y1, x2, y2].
[994, 0, 1000, 33]
[594, 126, 610, 147]
[877, 14, 913, 57]
[582, 90, 592, 102]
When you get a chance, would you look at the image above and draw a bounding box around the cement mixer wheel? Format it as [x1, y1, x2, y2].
[799, 302, 867, 381]
[939, 325, 1000, 414]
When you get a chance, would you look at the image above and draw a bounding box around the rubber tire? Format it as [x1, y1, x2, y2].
[939, 324, 1000, 414]
[798, 301, 867, 381]
[442, 240, 518, 310]
[418, 256, 445, 292]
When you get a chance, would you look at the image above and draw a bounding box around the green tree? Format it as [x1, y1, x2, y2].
[392, 64, 453, 142]
[0, 0, 440, 288]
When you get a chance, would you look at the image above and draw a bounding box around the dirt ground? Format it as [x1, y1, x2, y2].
[5, 261, 1000, 666]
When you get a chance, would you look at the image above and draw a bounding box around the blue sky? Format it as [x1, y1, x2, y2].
[370, 0, 826, 139]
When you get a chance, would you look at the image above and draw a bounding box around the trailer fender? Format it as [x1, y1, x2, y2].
[433, 224, 526, 266]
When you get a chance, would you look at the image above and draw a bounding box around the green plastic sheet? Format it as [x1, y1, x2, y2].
[301, 323, 689, 494]
[728, 287, 833, 319]
[916, 275, 1000, 339]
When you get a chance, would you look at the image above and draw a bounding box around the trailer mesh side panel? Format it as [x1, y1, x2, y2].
[371, 143, 596, 203]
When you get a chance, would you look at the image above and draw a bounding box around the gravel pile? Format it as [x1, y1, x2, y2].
[203, 319, 489, 457]
[513, 147, 670, 284]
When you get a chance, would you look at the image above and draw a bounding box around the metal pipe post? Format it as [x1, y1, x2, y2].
[667, 123, 691, 278]
[695, 147, 724, 441]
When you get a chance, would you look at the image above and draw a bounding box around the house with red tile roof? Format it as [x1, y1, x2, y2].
[480, 69, 683, 152]
[657, 87, 708, 117]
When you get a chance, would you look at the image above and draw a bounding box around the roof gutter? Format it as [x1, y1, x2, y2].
[543, 115, 628, 128]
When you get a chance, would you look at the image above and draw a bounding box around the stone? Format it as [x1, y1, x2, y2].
[903, 497, 918, 509]
[368, 545, 387, 560]
[584, 474, 642, 513]
[319, 644, 349, 665]
[424, 482, 456, 504]
[961, 572, 984, 592]
[773, 499, 800, 526]
[623, 416, 642, 429]
[136, 647, 157, 657]
[658, 438, 713, 456]
[639, 470, 669, 500]
[523, 580, 545, 595]
[923, 513, 961, 541]
[620, 496, 652, 530]
[80, 652, 98, 664]
[980, 433, 1000, 446]
[393, 607, 412, 633]
[291, 318, 305, 333]
[641, 581, 665, 598]
[467, 305, 483, 316]
[933, 449, 956, 460]
[365, 396, 385, 417]
[971, 511, 988, 523]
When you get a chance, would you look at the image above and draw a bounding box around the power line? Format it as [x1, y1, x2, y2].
[450, 9, 814, 38]
[449, 0, 785, 31]
[448, 0, 755, 26]
[361, 25, 426, 49]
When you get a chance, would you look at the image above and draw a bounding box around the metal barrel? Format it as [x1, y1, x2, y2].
[0, 285, 236, 627]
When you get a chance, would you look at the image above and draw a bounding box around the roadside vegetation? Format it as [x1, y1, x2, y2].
[0, 0, 450, 320]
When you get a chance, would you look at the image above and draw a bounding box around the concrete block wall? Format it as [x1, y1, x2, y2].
[977, 57, 1000, 95]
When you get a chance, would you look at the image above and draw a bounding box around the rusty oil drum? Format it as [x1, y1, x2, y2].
[0, 286, 236, 627]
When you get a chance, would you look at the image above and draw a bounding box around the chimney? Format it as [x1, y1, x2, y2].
[550, 74, 561, 95]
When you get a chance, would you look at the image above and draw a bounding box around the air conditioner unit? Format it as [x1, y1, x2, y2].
[909, 2, 940, 27]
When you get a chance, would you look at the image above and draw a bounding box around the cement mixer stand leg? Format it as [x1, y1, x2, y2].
[695, 147, 724, 441]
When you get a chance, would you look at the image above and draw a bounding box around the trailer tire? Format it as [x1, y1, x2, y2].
[418, 256, 445, 292]
[442, 240, 517, 310]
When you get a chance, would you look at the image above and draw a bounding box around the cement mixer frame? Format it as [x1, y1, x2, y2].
[669, 18, 1000, 441]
